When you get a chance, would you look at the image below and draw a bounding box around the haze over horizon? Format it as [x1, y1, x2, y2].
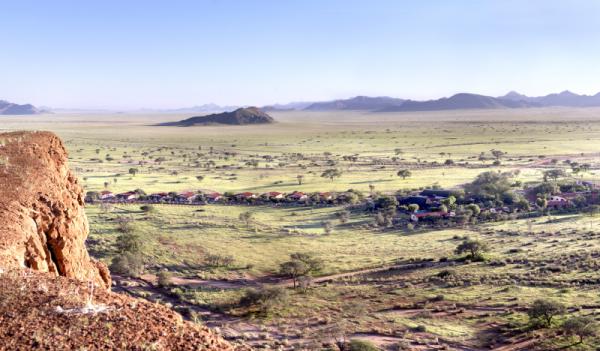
[2, 0, 600, 110]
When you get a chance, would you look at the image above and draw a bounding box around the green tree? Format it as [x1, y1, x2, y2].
[585, 205, 600, 229]
[527, 299, 566, 328]
[321, 169, 342, 181]
[239, 211, 255, 228]
[455, 239, 489, 260]
[397, 169, 412, 180]
[561, 316, 597, 344]
[128, 167, 138, 176]
[279, 253, 323, 288]
[543, 169, 566, 182]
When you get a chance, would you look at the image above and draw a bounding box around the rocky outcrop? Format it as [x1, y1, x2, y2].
[0, 131, 110, 288]
[0, 131, 243, 350]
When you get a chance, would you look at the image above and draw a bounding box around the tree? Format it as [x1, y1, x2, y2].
[128, 168, 138, 177]
[321, 169, 342, 181]
[543, 169, 566, 182]
[585, 205, 600, 229]
[464, 171, 514, 203]
[335, 210, 350, 224]
[466, 204, 481, 216]
[279, 253, 323, 288]
[527, 299, 566, 328]
[407, 204, 419, 213]
[322, 221, 334, 234]
[296, 174, 304, 185]
[279, 260, 308, 289]
[536, 197, 547, 210]
[455, 239, 489, 260]
[441, 195, 456, 209]
[196, 175, 204, 182]
[239, 211, 255, 228]
[491, 149, 505, 159]
[397, 169, 412, 180]
[561, 316, 597, 344]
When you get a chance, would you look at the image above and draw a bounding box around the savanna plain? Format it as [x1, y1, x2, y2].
[4, 107, 600, 350]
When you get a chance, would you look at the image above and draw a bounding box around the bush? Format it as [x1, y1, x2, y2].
[140, 205, 155, 213]
[115, 231, 144, 254]
[157, 270, 173, 287]
[110, 252, 144, 277]
[239, 286, 288, 313]
[205, 254, 234, 268]
[348, 339, 380, 351]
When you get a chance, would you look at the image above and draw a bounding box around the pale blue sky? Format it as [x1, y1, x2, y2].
[1, 0, 600, 109]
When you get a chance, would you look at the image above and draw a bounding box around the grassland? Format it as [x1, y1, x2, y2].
[5, 108, 600, 350]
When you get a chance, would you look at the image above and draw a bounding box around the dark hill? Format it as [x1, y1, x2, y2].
[0, 100, 41, 115]
[159, 107, 275, 126]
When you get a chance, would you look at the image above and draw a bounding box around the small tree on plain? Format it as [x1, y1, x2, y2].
[321, 169, 342, 181]
[527, 299, 566, 328]
[455, 239, 489, 260]
[561, 316, 597, 344]
[397, 169, 412, 180]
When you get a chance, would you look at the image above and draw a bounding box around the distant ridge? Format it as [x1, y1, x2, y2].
[379, 93, 539, 112]
[499, 90, 600, 107]
[158, 107, 275, 126]
[0, 100, 42, 115]
[304, 96, 405, 111]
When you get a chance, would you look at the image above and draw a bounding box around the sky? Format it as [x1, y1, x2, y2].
[1, 0, 600, 109]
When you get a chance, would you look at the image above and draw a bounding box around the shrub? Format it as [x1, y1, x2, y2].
[348, 339, 380, 351]
[140, 205, 155, 213]
[205, 254, 234, 268]
[110, 252, 144, 277]
[239, 286, 288, 313]
[157, 270, 173, 287]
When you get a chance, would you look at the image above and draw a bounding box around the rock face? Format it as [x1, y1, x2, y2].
[0, 131, 110, 288]
[0, 131, 242, 350]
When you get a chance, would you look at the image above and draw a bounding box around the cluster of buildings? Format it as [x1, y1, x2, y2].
[88, 189, 337, 205]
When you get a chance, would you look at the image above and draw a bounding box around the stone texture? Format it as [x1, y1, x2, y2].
[0, 131, 110, 288]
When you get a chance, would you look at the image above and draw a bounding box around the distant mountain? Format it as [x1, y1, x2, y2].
[0, 100, 41, 115]
[158, 107, 275, 126]
[262, 101, 314, 111]
[499, 90, 600, 107]
[304, 96, 406, 111]
[380, 93, 538, 112]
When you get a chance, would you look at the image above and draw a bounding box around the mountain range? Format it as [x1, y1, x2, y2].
[297, 91, 600, 112]
[6, 90, 600, 115]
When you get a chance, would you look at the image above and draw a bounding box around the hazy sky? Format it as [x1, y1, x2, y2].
[2, 0, 600, 109]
